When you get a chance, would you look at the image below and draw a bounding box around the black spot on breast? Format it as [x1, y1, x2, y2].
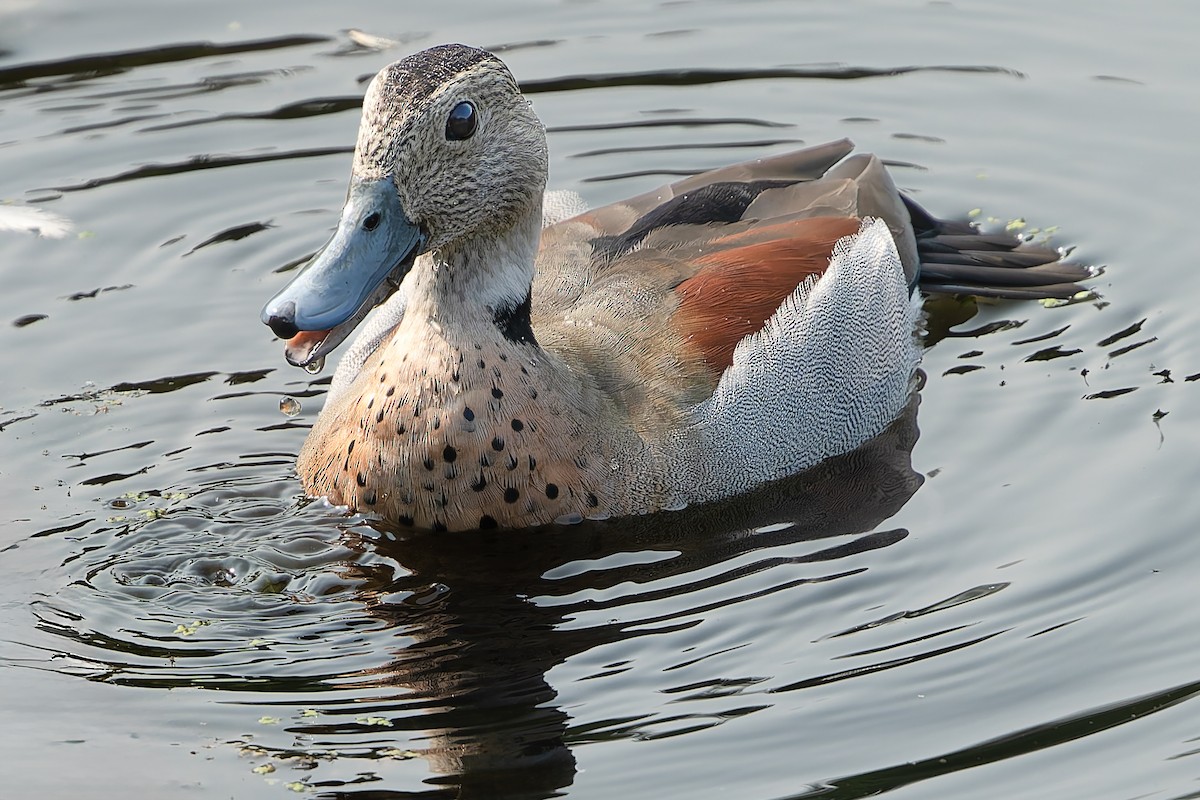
[386, 386, 395, 397]
[478, 358, 486, 369]
[363, 489, 377, 506]
[397, 422, 407, 435]
[491, 436, 505, 452]
[432, 416, 441, 430]
[463, 406, 475, 422]
[356, 472, 367, 487]
[423, 456, 435, 471]
[529, 387, 538, 400]
[452, 369, 461, 382]
[479, 453, 493, 468]
[366, 397, 374, 410]
[505, 454, 518, 471]
[375, 407, 385, 424]
[492, 387, 504, 399]
[511, 419, 524, 432]
[504, 487, 520, 503]
[471, 473, 487, 491]
[546, 483, 559, 500]
[479, 514, 498, 529]
[347, 440, 356, 455]
[586, 492, 599, 508]
[443, 445, 457, 463]
[379, 373, 388, 383]
[528, 455, 536, 470]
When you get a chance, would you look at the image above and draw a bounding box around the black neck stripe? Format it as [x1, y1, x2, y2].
[493, 290, 537, 346]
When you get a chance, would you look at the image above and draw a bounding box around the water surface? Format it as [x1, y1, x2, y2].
[2, 1, 1199, 797]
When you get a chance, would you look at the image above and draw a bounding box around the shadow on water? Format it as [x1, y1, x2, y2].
[24, 392, 922, 798]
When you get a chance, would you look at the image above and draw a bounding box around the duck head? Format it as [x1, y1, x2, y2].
[261, 44, 549, 368]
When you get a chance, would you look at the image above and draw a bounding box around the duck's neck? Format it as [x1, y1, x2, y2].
[403, 200, 542, 343]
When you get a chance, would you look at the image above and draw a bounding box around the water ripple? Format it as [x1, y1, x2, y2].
[11, 396, 925, 795]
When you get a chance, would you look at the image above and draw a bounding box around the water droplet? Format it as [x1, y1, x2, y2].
[279, 397, 301, 417]
[303, 356, 325, 375]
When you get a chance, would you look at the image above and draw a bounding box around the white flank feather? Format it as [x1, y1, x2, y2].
[665, 217, 922, 504]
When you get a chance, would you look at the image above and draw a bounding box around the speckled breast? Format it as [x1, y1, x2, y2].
[296, 330, 624, 531]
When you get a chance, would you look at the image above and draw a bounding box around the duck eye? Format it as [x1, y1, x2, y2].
[445, 101, 477, 141]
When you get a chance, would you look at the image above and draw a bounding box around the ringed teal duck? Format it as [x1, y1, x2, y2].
[262, 44, 1091, 531]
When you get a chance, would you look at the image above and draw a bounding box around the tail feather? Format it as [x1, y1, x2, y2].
[920, 262, 1092, 289]
[919, 233, 1051, 253]
[922, 282, 1089, 300]
[901, 194, 1095, 300]
[923, 250, 1065, 269]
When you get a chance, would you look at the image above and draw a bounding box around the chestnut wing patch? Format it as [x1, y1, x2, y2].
[673, 216, 862, 372]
